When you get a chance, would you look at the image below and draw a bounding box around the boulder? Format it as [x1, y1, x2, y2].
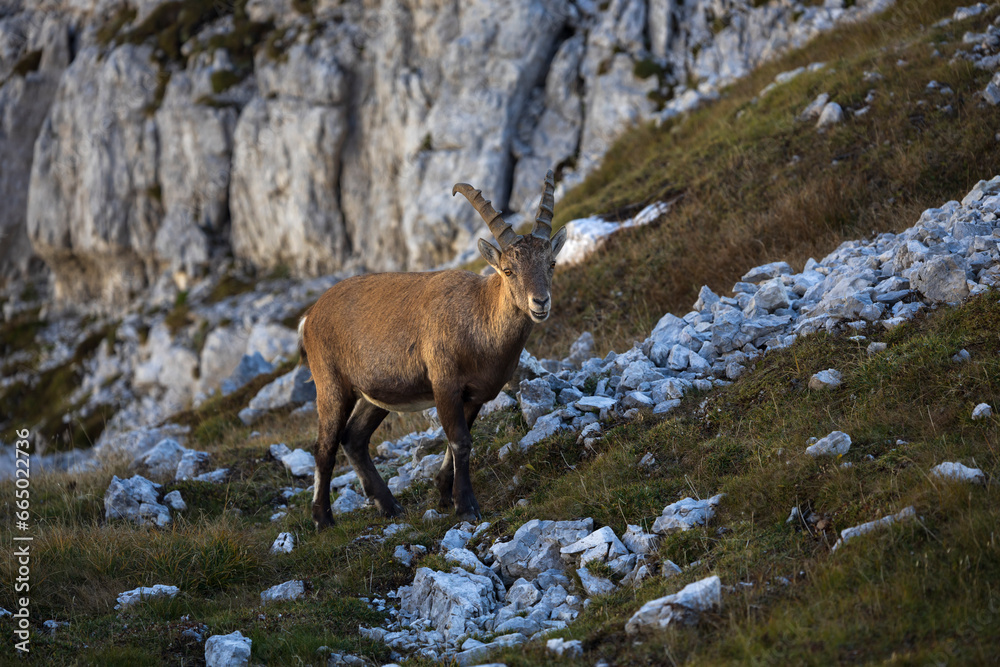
[518, 412, 568, 451]
[278, 448, 315, 477]
[198, 326, 248, 395]
[622, 524, 660, 555]
[547, 637, 583, 658]
[205, 631, 252, 667]
[624, 575, 721, 634]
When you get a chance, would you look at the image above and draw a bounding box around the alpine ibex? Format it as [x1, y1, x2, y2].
[299, 171, 566, 527]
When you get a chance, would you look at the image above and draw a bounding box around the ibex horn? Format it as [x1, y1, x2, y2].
[532, 169, 555, 240]
[453, 183, 519, 249]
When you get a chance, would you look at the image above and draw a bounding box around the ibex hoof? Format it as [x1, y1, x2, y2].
[313, 510, 336, 531]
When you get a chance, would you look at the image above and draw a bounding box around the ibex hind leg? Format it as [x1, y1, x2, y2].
[312, 388, 354, 531]
[341, 400, 403, 517]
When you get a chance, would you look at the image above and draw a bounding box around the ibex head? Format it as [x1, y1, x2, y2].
[453, 170, 567, 323]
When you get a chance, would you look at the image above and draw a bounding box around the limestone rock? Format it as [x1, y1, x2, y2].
[205, 630, 252, 667]
[912, 256, 970, 303]
[270, 532, 295, 554]
[132, 438, 187, 480]
[652, 494, 724, 534]
[104, 475, 171, 528]
[816, 102, 844, 129]
[248, 366, 316, 412]
[972, 403, 992, 420]
[808, 369, 843, 391]
[930, 462, 985, 484]
[519, 378, 556, 428]
[260, 580, 306, 604]
[163, 490, 187, 512]
[624, 575, 721, 634]
[175, 451, 212, 481]
[546, 637, 583, 658]
[115, 584, 179, 609]
[332, 487, 367, 514]
[398, 567, 499, 640]
[832, 506, 917, 552]
[221, 352, 274, 396]
[805, 431, 852, 457]
[490, 518, 593, 584]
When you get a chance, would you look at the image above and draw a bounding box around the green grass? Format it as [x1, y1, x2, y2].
[530, 0, 1000, 360]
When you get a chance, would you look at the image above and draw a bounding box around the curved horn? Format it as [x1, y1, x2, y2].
[453, 183, 519, 249]
[532, 169, 555, 239]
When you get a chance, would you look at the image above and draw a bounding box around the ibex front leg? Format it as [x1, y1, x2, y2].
[436, 402, 482, 511]
[434, 387, 482, 521]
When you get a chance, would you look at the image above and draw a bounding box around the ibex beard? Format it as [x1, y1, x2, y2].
[299, 170, 566, 528]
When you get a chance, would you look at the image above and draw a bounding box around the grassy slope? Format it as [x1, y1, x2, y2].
[3, 0, 1000, 664]
[532, 0, 1000, 359]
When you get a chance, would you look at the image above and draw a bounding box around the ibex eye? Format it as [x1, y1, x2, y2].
[503, 269, 512, 277]
[550, 262, 556, 268]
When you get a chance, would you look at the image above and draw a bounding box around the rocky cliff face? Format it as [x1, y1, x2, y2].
[0, 0, 892, 305]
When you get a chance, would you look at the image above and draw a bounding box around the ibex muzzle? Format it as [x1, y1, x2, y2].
[300, 170, 566, 527]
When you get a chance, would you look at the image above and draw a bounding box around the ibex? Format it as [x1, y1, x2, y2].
[299, 171, 567, 527]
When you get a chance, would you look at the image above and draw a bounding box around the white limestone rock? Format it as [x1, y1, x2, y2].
[519, 378, 557, 428]
[622, 524, 661, 555]
[652, 495, 725, 534]
[972, 403, 992, 420]
[930, 462, 985, 484]
[279, 448, 316, 477]
[332, 487, 367, 514]
[546, 637, 583, 658]
[398, 566, 499, 640]
[270, 532, 295, 554]
[808, 369, 843, 390]
[115, 584, 180, 609]
[577, 566, 615, 597]
[163, 490, 187, 512]
[221, 352, 274, 396]
[625, 575, 721, 634]
[832, 506, 917, 552]
[205, 630, 252, 667]
[805, 431, 852, 457]
[104, 475, 171, 528]
[260, 580, 306, 604]
[816, 102, 844, 129]
[490, 518, 593, 584]
[132, 438, 188, 480]
[248, 366, 316, 412]
[175, 450, 212, 481]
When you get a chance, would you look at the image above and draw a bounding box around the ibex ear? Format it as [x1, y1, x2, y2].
[550, 226, 568, 258]
[478, 238, 503, 271]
